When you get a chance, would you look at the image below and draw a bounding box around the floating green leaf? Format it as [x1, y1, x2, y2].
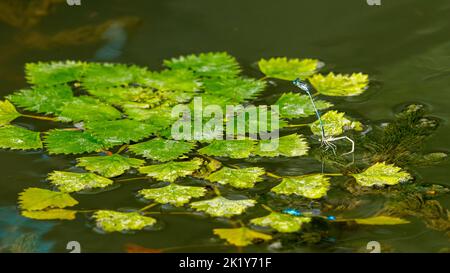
[123, 105, 175, 130]
[87, 86, 156, 106]
[85, 119, 157, 147]
[253, 134, 309, 157]
[77, 154, 144, 178]
[18, 188, 78, 211]
[190, 197, 256, 217]
[93, 210, 156, 232]
[129, 138, 195, 162]
[353, 216, 410, 225]
[25, 61, 86, 86]
[0, 125, 42, 150]
[139, 158, 203, 182]
[199, 139, 255, 159]
[310, 110, 363, 137]
[57, 96, 122, 122]
[44, 129, 104, 155]
[250, 212, 311, 232]
[48, 171, 114, 193]
[275, 92, 333, 119]
[271, 174, 330, 199]
[206, 167, 265, 189]
[203, 77, 266, 102]
[22, 209, 77, 220]
[213, 227, 272, 247]
[7, 85, 73, 115]
[352, 162, 412, 187]
[139, 69, 201, 92]
[309, 72, 369, 96]
[139, 184, 207, 206]
[0, 100, 21, 126]
[258, 57, 321, 80]
[164, 52, 240, 78]
[81, 63, 146, 90]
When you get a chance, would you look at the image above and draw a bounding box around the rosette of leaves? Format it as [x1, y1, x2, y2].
[6, 54, 429, 250]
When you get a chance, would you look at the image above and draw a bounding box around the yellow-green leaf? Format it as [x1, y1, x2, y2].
[352, 162, 412, 187]
[271, 174, 330, 199]
[21, 209, 77, 220]
[18, 188, 78, 211]
[353, 216, 410, 225]
[77, 154, 144, 177]
[190, 197, 256, 217]
[139, 158, 203, 182]
[213, 227, 272, 247]
[310, 110, 363, 137]
[93, 210, 156, 232]
[139, 184, 207, 206]
[206, 167, 265, 189]
[258, 57, 321, 80]
[0, 100, 21, 126]
[48, 171, 114, 193]
[309, 72, 369, 96]
[0, 125, 42, 150]
[250, 212, 311, 232]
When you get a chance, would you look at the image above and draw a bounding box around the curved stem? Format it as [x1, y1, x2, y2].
[285, 123, 309, 128]
[116, 176, 148, 182]
[139, 203, 158, 212]
[266, 171, 282, 179]
[21, 114, 58, 121]
[212, 185, 222, 196]
[116, 144, 129, 154]
[261, 204, 274, 213]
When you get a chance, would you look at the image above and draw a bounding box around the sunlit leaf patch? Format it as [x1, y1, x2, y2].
[93, 210, 156, 232]
[213, 227, 272, 246]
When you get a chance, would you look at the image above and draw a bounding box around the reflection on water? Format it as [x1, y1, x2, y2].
[0, 206, 54, 253]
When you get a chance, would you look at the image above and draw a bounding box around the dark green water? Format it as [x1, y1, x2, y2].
[0, 0, 449, 252]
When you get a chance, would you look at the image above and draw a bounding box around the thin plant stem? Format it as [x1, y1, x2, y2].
[285, 123, 309, 128]
[116, 176, 148, 182]
[139, 203, 158, 212]
[116, 144, 129, 154]
[212, 185, 222, 196]
[261, 204, 274, 213]
[21, 114, 58, 121]
[266, 172, 281, 179]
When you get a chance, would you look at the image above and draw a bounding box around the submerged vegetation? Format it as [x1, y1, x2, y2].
[0, 52, 448, 252]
